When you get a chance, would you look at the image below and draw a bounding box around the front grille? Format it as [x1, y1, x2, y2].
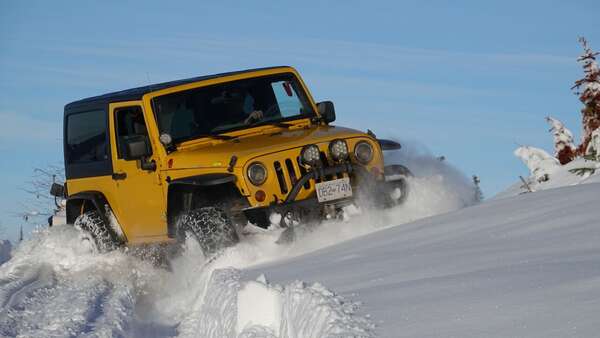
[273, 155, 313, 196]
[272, 150, 353, 198]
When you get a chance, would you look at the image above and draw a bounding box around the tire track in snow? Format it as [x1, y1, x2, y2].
[0, 264, 57, 337]
[0, 263, 55, 311]
[79, 279, 136, 338]
[0, 263, 136, 337]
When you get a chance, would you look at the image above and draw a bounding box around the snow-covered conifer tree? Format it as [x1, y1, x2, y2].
[572, 37, 600, 154]
[585, 127, 600, 161]
[545, 116, 576, 164]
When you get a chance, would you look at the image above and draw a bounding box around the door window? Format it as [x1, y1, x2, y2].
[114, 106, 150, 159]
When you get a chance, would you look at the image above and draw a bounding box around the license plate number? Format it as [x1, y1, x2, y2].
[315, 177, 353, 202]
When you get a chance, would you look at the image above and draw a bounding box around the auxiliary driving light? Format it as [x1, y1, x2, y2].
[329, 139, 349, 161]
[301, 144, 321, 166]
[354, 141, 374, 164]
[247, 162, 267, 186]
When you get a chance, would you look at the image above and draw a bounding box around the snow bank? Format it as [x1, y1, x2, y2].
[178, 268, 373, 338]
[248, 183, 600, 338]
[237, 279, 282, 334]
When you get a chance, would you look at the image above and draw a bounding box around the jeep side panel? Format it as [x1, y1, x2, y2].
[107, 101, 168, 243]
[64, 104, 121, 233]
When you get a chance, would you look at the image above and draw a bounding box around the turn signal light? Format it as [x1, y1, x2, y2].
[255, 190, 266, 202]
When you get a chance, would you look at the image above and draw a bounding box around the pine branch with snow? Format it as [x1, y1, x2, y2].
[546, 116, 576, 164]
[572, 37, 600, 154]
[514, 146, 560, 182]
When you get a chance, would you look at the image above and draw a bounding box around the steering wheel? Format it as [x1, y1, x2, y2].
[246, 104, 280, 125]
[263, 103, 280, 117]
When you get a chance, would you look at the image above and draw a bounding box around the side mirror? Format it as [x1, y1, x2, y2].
[378, 139, 402, 151]
[317, 101, 336, 123]
[123, 135, 152, 161]
[50, 183, 65, 198]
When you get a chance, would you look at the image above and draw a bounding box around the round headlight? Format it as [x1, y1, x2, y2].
[247, 162, 267, 186]
[354, 141, 374, 164]
[329, 139, 349, 161]
[301, 144, 321, 166]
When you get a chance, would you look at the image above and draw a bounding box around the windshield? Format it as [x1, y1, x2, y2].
[152, 73, 315, 144]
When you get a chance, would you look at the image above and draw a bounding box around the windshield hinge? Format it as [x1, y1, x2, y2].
[228, 155, 238, 172]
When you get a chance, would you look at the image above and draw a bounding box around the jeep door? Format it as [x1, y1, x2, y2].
[108, 101, 167, 242]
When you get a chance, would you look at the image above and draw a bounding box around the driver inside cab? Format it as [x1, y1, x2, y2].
[218, 88, 265, 125]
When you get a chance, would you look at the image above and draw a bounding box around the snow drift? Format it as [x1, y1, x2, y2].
[178, 269, 373, 337]
[246, 182, 600, 338]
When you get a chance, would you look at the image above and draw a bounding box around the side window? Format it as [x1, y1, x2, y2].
[115, 106, 150, 159]
[271, 80, 303, 117]
[66, 110, 107, 164]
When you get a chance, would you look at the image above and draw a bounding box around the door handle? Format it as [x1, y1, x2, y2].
[112, 172, 127, 180]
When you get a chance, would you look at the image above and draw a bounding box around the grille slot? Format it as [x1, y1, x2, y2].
[297, 157, 311, 189]
[320, 152, 335, 181]
[272, 151, 337, 197]
[285, 159, 298, 186]
[274, 161, 288, 194]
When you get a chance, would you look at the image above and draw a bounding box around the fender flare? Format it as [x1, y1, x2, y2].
[377, 139, 402, 151]
[168, 173, 236, 186]
[65, 191, 110, 226]
[384, 164, 413, 178]
[166, 173, 243, 238]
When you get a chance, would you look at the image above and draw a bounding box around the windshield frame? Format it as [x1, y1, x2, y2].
[148, 72, 317, 145]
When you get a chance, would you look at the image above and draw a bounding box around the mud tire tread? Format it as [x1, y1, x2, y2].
[74, 211, 118, 253]
[177, 207, 239, 256]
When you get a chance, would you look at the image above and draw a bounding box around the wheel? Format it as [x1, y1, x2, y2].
[74, 211, 119, 253]
[386, 177, 410, 206]
[383, 165, 413, 207]
[176, 207, 239, 256]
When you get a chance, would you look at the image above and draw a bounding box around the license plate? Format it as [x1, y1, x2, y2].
[315, 177, 353, 202]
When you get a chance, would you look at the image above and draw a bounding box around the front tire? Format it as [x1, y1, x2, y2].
[176, 207, 239, 256]
[74, 211, 119, 253]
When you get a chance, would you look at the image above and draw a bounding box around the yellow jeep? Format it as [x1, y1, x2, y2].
[50, 66, 411, 254]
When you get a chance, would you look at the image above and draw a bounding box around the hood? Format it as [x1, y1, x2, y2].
[165, 125, 369, 170]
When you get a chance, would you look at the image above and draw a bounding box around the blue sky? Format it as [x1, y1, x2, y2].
[1, 1, 599, 241]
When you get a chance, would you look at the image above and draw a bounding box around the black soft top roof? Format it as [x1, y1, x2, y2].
[65, 66, 288, 111]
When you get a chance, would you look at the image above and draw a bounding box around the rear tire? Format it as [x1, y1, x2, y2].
[386, 177, 410, 206]
[74, 211, 119, 253]
[176, 207, 239, 256]
[384, 165, 413, 207]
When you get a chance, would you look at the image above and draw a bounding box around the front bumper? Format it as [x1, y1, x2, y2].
[243, 162, 381, 227]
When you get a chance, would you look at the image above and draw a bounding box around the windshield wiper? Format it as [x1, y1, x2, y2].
[249, 120, 295, 129]
[196, 134, 238, 140]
